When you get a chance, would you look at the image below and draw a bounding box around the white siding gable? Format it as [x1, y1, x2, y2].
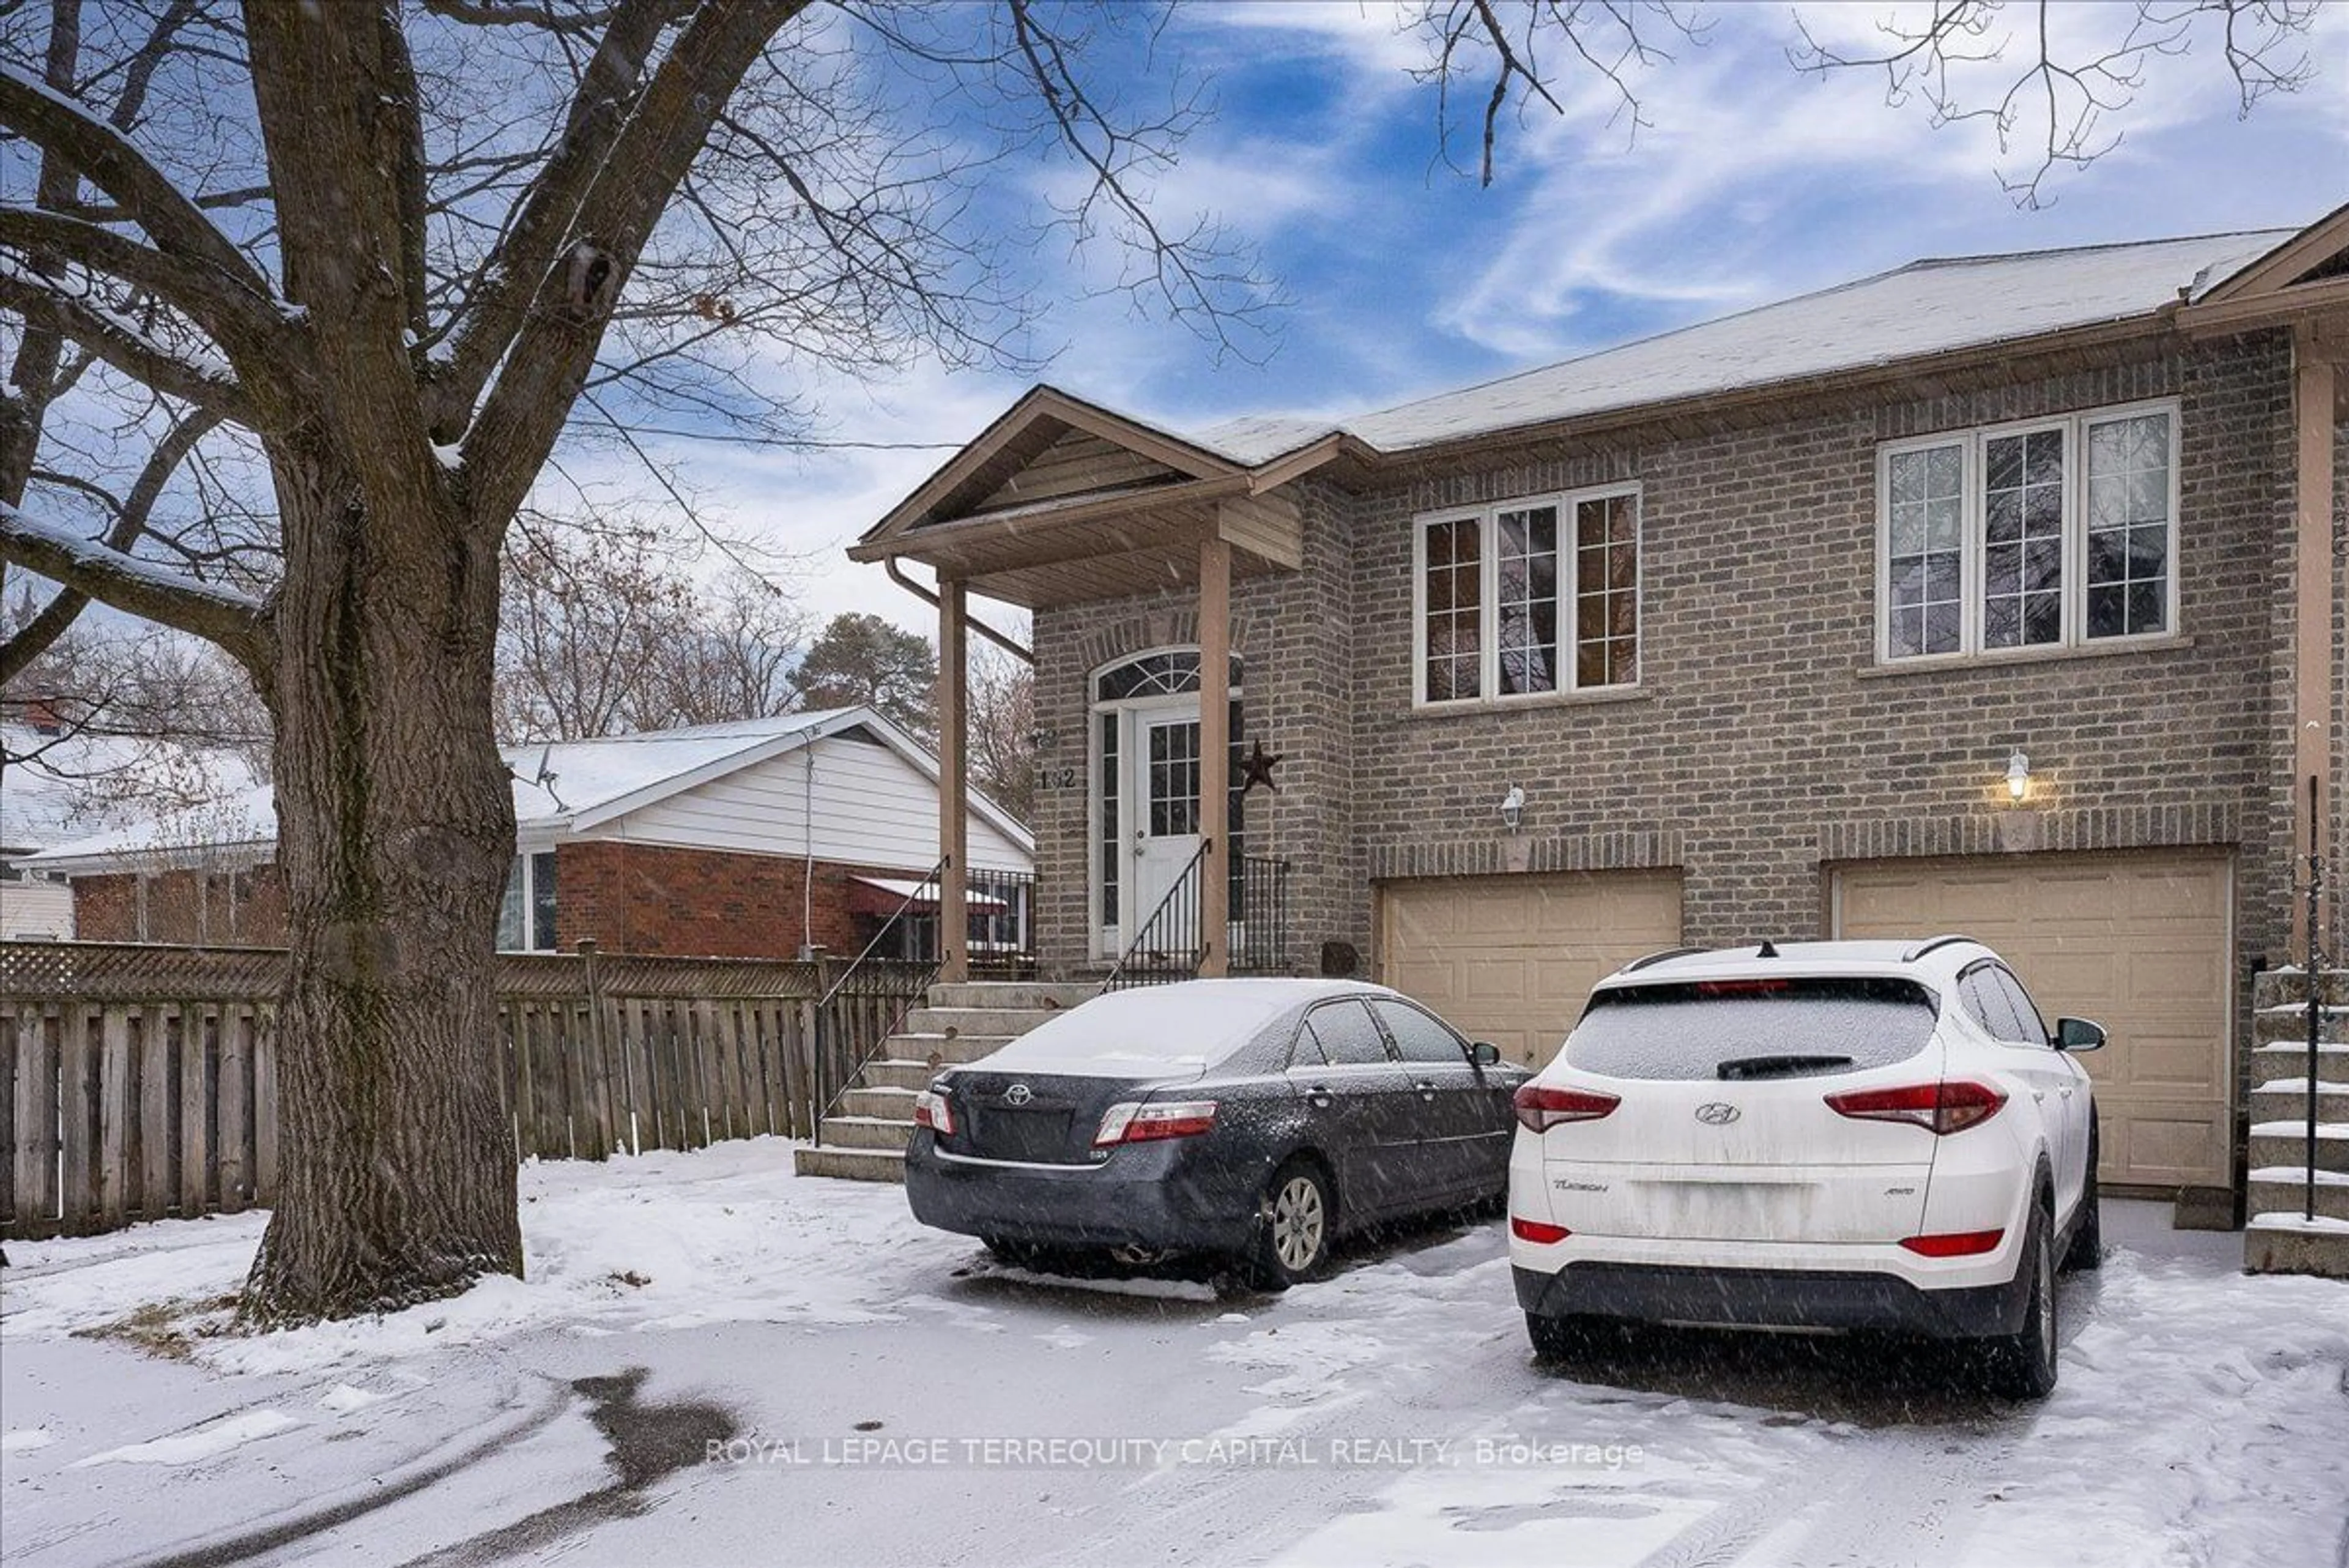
[584, 729, 1029, 872]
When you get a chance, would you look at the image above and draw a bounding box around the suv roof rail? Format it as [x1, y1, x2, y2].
[1623, 945, 1707, 973]
[1901, 933, 1983, 963]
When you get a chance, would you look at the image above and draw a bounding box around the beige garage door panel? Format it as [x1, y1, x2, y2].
[1833, 852, 2232, 1189]
[1378, 872, 1682, 1069]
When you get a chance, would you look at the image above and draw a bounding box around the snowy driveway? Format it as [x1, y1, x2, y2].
[3, 1139, 2345, 1568]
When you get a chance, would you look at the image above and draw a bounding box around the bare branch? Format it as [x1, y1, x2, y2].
[0, 407, 220, 683]
[0, 494, 272, 669]
[0, 262, 258, 424]
[0, 62, 273, 299]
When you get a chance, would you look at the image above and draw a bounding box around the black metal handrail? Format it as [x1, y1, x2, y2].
[967, 867, 1039, 980]
[811, 856, 948, 1142]
[1234, 854, 1292, 975]
[1104, 839, 1211, 990]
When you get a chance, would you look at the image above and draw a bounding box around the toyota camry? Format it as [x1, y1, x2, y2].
[904, 978, 1529, 1287]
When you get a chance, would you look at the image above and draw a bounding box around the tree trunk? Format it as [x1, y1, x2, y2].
[242, 454, 521, 1325]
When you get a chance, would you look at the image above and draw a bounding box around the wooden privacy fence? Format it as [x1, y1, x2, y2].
[0, 939, 931, 1239]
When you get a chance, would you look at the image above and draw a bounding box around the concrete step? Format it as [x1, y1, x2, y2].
[2248, 1170, 2349, 1224]
[2248, 1042, 2349, 1085]
[860, 1058, 951, 1091]
[793, 1145, 905, 1184]
[928, 981, 1099, 1011]
[2250, 969, 2348, 1011]
[2249, 1082, 2349, 1124]
[888, 1031, 1019, 1066]
[2252, 1006, 2348, 1047]
[816, 1115, 915, 1152]
[839, 1085, 920, 1119]
[2247, 1124, 2349, 1174]
[2244, 1214, 2349, 1278]
[901, 1005, 1059, 1039]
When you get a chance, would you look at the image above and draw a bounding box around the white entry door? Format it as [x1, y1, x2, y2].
[1131, 713, 1203, 934]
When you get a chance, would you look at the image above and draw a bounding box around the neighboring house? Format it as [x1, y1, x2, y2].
[853, 207, 2349, 1218]
[26, 708, 1035, 961]
[0, 717, 264, 940]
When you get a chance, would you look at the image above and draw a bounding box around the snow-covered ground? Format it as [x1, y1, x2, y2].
[3, 1139, 2345, 1567]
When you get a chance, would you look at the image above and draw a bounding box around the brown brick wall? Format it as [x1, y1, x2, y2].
[1032, 331, 2329, 1007]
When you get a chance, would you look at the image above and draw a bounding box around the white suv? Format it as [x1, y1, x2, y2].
[1508, 937, 2103, 1398]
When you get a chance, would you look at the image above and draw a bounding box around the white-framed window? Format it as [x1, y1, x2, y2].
[1411, 483, 1641, 708]
[1877, 399, 2180, 663]
[497, 850, 559, 952]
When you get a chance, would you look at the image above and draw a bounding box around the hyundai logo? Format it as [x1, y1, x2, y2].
[1002, 1083, 1034, 1107]
[1694, 1102, 1742, 1126]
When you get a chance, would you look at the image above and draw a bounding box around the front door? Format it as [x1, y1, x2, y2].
[1131, 713, 1202, 935]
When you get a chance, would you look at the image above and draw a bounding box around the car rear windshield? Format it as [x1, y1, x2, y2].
[1563, 977, 1940, 1081]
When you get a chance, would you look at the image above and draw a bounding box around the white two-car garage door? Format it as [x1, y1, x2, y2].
[1832, 851, 2233, 1191]
[1376, 871, 1682, 1069]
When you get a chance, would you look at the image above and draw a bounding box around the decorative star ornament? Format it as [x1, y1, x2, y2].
[1238, 737, 1283, 795]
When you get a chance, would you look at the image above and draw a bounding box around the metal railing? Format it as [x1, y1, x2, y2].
[1104, 841, 1212, 990]
[968, 867, 1040, 981]
[1103, 845, 1293, 990]
[811, 856, 948, 1142]
[1234, 854, 1293, 976]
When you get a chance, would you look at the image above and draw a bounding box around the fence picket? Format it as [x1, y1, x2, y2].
[253, 1008, 279, 1205]
[139, 1005, 173, 1219]
[15, 1006, 58, 1228]
[179, 1003, 210, 1222]
[0, 1008, 17, 1228]
[218, 1007, 251, 1213]
[59, 1008, 96, 1235]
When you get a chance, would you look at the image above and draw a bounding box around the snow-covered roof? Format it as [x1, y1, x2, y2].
[1, 724, 263, 856]
[1188, 229, 2290, 463]
[24, 707, 1034, 871]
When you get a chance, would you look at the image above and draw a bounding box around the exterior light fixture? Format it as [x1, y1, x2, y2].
[2005, 749, 2030, 803]
[1500, 785, 1526, 833]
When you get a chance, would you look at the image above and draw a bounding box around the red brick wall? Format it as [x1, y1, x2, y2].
[69, 845, 886, 959]
[72, 874, 139, 941]
[554, 841, 878, 959]
[70, 865, 288, 945]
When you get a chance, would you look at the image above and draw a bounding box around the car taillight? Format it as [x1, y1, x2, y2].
[913, 1089, 956, 1137]
[1900, 1229, 2005, 1258]
[1093, 1100, 1217, 1146]
[1513, 1084, 1620, 1132]
[1824, 1080, 2006, 1135]
[1510, 1216, 1571, 1244]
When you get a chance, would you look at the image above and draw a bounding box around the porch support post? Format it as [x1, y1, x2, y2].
[2290, 331, 2337, 954]
[938, 576, 970, 984]
[1198, 531, 1232, 977]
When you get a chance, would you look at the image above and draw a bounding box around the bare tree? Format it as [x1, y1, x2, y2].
[495, 516, 803, 740]
[1789, 1, 2323, 207]
[968, 639, 1035, 826]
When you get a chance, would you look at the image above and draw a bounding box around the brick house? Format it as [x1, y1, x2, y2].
[851, 210, 2349, 1219]
[26, 708, 1034, 960]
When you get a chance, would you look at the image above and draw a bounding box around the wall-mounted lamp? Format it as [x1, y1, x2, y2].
[2005, 749, 2031, 804]
[1500, 785, 1526, 834]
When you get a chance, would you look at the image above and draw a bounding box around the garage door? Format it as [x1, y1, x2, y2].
[1832, 852, 2233, 1190]
[1376, 871, 1682, 1069]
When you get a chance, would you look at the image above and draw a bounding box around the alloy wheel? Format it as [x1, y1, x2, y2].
[1272, 1176, 1326, 1272]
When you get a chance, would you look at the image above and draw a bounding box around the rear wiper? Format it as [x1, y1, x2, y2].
[1715, 1053, 1857, 1080]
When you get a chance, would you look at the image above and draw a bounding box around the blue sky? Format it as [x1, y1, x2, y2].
[629, 1, 2349, 633]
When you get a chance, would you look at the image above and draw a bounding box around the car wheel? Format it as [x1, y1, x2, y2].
[1245, 1161, 1332, 1290]
[2061, 1121, 2102, 1274]
[1986, 1201, 2060, 1399]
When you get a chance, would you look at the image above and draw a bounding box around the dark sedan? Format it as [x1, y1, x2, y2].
[902, 978, 1529, 1287]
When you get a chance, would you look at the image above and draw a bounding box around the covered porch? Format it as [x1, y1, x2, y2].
[850, 387, 1347, 984]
